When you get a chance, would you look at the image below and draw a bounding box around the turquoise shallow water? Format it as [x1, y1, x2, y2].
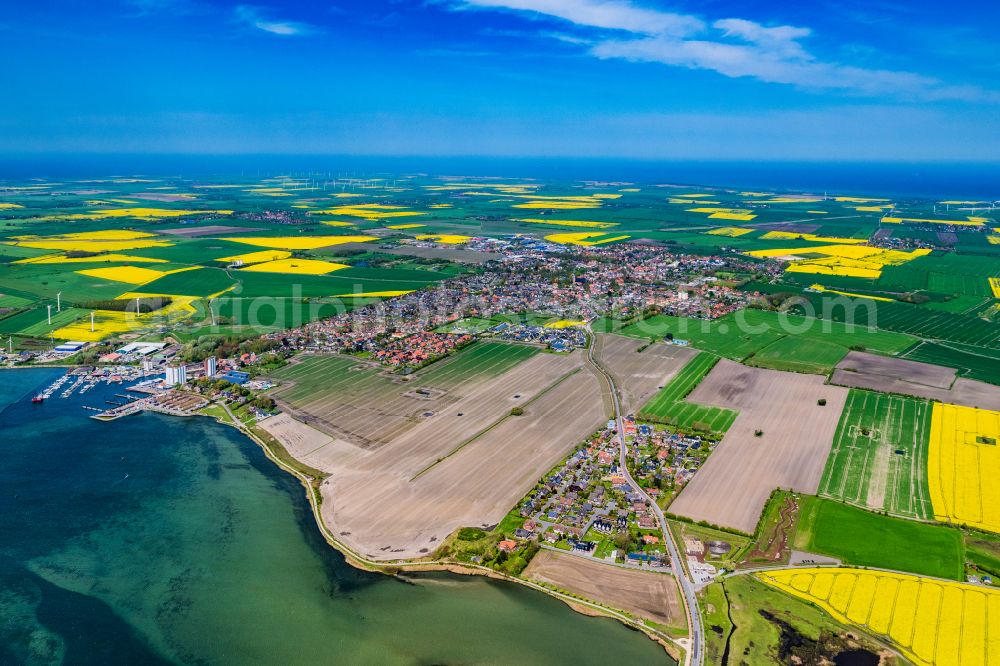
[0, 369, 672, 665]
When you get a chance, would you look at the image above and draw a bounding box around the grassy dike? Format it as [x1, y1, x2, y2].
[197, 400, 685, 664]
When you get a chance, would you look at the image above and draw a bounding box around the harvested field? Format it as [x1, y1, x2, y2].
[160, 225, 261, 237]
[668, 360, 848, 533]
[523, 549, 683, 627]
[269, 342, 539, 447]
[836, 351, 955, 389]
[832, 351, 1000, 411]
[262, 347, 609, 559]
[594, 333, 696, 414]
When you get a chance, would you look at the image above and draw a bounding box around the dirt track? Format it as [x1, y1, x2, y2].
[668, 360, 848, 533]
[523, 549, 682, 627]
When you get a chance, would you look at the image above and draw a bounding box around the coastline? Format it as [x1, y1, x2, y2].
[204, 405, 684, 663]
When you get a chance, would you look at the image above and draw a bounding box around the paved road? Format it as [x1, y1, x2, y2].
[587, 333, 703, 666]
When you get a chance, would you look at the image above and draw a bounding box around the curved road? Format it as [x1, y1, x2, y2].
[587, 333, 704, 666]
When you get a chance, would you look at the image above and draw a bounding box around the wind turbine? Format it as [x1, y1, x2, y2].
[56, 292, 62, 312]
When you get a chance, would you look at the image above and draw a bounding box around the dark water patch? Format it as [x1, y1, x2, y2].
[835, 648, 881, 666]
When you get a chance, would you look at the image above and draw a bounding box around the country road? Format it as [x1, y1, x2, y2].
[587, 332, 704, 666]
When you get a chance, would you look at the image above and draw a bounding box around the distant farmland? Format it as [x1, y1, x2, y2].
[818, 390, 933, 520]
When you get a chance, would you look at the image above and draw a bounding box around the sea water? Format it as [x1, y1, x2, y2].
[0, 369, 672, 665]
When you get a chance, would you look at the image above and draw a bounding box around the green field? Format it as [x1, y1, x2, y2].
[622, 309, 915, 373]
[818, 390, 932, 520]
[793, 495, 964, 580]
[620, 312, 785, 359]
[0, 306, 88, 336]
[902, 341, 1000, 386]
[637, 352, 738, 433]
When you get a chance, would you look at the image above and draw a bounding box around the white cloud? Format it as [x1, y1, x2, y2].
[234, 5, 320, 37]
[449, 0, 703, 37]
[448, 0, 996, 102]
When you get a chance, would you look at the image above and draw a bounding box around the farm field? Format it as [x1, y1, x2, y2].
[793, 495, 963, 580]
[667, 359, 848, 533]
[593, 333, 696, 415]
[621, 309, 915, 374]
[928, 402, 1000, 535]
[831, 351, 1000, 412]
[636, 352, 738, 433]
[903, 341, 1000, 386]
[523, 549, 684, 629]
[262, 345, 608, 560]
[758, 567, 1000, 666]
[818, 390, 933, 519]
[268, 342, 538, 446]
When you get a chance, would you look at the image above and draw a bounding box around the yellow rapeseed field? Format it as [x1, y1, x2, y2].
[415, 234, 472, 244]
[52, 292, 201, 342]
[513, 201, 601, 210]
[990, 278, 1000, 298]
[809, 284, 894, 302]
[668, 198, 721, 204]
[758, 567, 1000, 666]
[765, 197, 825, 203]
[239, 258, 349, 275]
[216, 250, 291, 265]
[748, 245, 930, 279]
[759, 231, 867, 244]
[834, 196, 890, 203]
[333, 290, 414, 298]
[7, 230, 172, 253]
[543, 232, 631, 246]
[312, 204, 424, 220]
[514, 218, 618, 229]
[928, 402, 1000, 534]
[52, 312, 133, 341]
[220, 236, 378, 250]
[386, 223, 426, 229]
[544, 320, 586, 329]
[706, 227, 753, 237]
[319, 221, 355, 227]
[76, 265, 199, 285]
[14, 253, 168, 265]
[987, 236, 1000, 246]
[709, 212, 757, 221]
[0, 203, 24, 209]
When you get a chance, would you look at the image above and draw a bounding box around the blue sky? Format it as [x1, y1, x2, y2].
[1, 0, 998, 160]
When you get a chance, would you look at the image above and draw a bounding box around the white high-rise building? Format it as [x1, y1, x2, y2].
[165, 365, 188, 386]
[204, 356, 217, 377]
